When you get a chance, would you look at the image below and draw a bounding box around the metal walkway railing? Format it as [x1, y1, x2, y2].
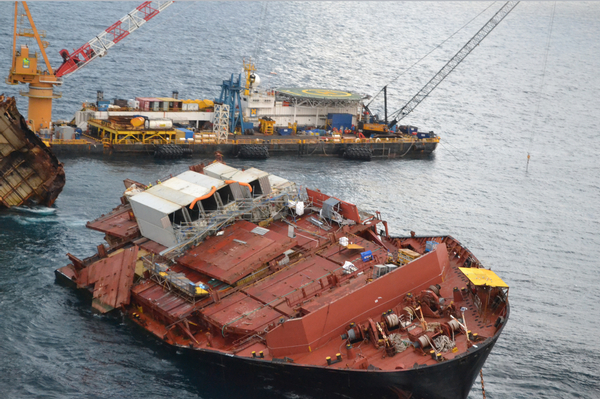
[162, 185, 305, 259]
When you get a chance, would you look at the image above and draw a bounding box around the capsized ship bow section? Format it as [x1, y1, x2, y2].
[56, 161, 509, 399]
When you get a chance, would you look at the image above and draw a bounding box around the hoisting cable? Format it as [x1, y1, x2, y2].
[119, 0, 198, 75]
[252, 2, 270, 64]
[387, 1, 519, 126]
[365, 2, 498, 110]
[138, 2, 198, 34]
[527, 2, 556, 172]
[439, 141, 461, 161]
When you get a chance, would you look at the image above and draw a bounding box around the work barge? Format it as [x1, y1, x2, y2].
[44, 63, 439, 160]
[12, 1, 521, 163]
[56, 161, 509, 399]
[46, 98, 438, 160]
[49, 116, 438, 160]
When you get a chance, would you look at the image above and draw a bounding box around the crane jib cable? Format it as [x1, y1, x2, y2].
[252, 2, 270, 64]
[388, 1, 519, 127]
[527, 2, 556, 157]
[365, 1, 498, 111]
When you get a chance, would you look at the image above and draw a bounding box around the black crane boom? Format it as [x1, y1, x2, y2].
[388, 1, 519, 128]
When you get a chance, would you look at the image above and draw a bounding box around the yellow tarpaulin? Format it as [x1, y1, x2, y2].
[459, 267, 509, 288]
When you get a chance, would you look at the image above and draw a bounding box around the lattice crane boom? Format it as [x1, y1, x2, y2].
[55, 1, 174, 78]
[388, 1, 519, 127]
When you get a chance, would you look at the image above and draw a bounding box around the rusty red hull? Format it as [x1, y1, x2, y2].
[0, 95, 65, 208]
[56, 162, 509, 399]
[165, 326, 506, 399]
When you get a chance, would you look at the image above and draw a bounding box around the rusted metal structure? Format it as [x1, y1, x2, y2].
[0, 95, 65, 208]
[56, 162, 509, 399]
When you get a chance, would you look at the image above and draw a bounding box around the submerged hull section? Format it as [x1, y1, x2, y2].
[0, 95, 65, 208]
[56, 162, 509, 399]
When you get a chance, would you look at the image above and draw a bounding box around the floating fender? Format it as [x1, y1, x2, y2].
[154, 144, 190, 159]
[239, 144, 268, 159]
[343, 145, 372, 161]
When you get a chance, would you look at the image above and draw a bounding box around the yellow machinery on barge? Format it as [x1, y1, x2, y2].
[88, 118, 178, 147]
[79, 114, 439, 161]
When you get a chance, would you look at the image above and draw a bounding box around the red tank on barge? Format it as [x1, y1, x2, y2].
[56, 161, 509, 399]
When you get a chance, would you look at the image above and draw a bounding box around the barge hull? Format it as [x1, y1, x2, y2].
[47, 140, 437, 158]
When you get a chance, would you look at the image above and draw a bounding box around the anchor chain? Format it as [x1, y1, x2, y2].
[480, 370, 486, 399]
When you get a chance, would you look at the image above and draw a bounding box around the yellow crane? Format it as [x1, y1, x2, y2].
[6, 1, 61, 133]
[6, 1, 173, 132]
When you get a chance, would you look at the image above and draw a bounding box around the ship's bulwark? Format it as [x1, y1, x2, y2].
[150, 326, 504, 399]
[0, 95, 65, 208]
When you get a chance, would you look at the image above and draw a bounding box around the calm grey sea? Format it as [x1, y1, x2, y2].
[1, 2, 599, 398]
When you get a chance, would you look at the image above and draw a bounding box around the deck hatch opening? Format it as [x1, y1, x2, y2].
[250, 180, 263, 196]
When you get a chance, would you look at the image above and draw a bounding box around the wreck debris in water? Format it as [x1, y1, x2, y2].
[0, 95, 65, 208]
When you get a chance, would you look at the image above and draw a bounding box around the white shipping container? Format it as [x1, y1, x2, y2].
[129, 191, 181, 247]
[56, 126, 75, 140]
[137, 219, 178, 248]
[146, 184, 197, 207]
[204, 162, 260, 184]
[176, 170, 225, 190]
[161, 177, 211, 199]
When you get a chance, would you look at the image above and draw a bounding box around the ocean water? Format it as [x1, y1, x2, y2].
[1, 2, 599, 398]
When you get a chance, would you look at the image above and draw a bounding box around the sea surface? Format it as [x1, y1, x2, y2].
[1, 2, 599, 398]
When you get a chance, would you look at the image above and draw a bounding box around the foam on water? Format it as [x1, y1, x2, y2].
[12, 206, 58, 215]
